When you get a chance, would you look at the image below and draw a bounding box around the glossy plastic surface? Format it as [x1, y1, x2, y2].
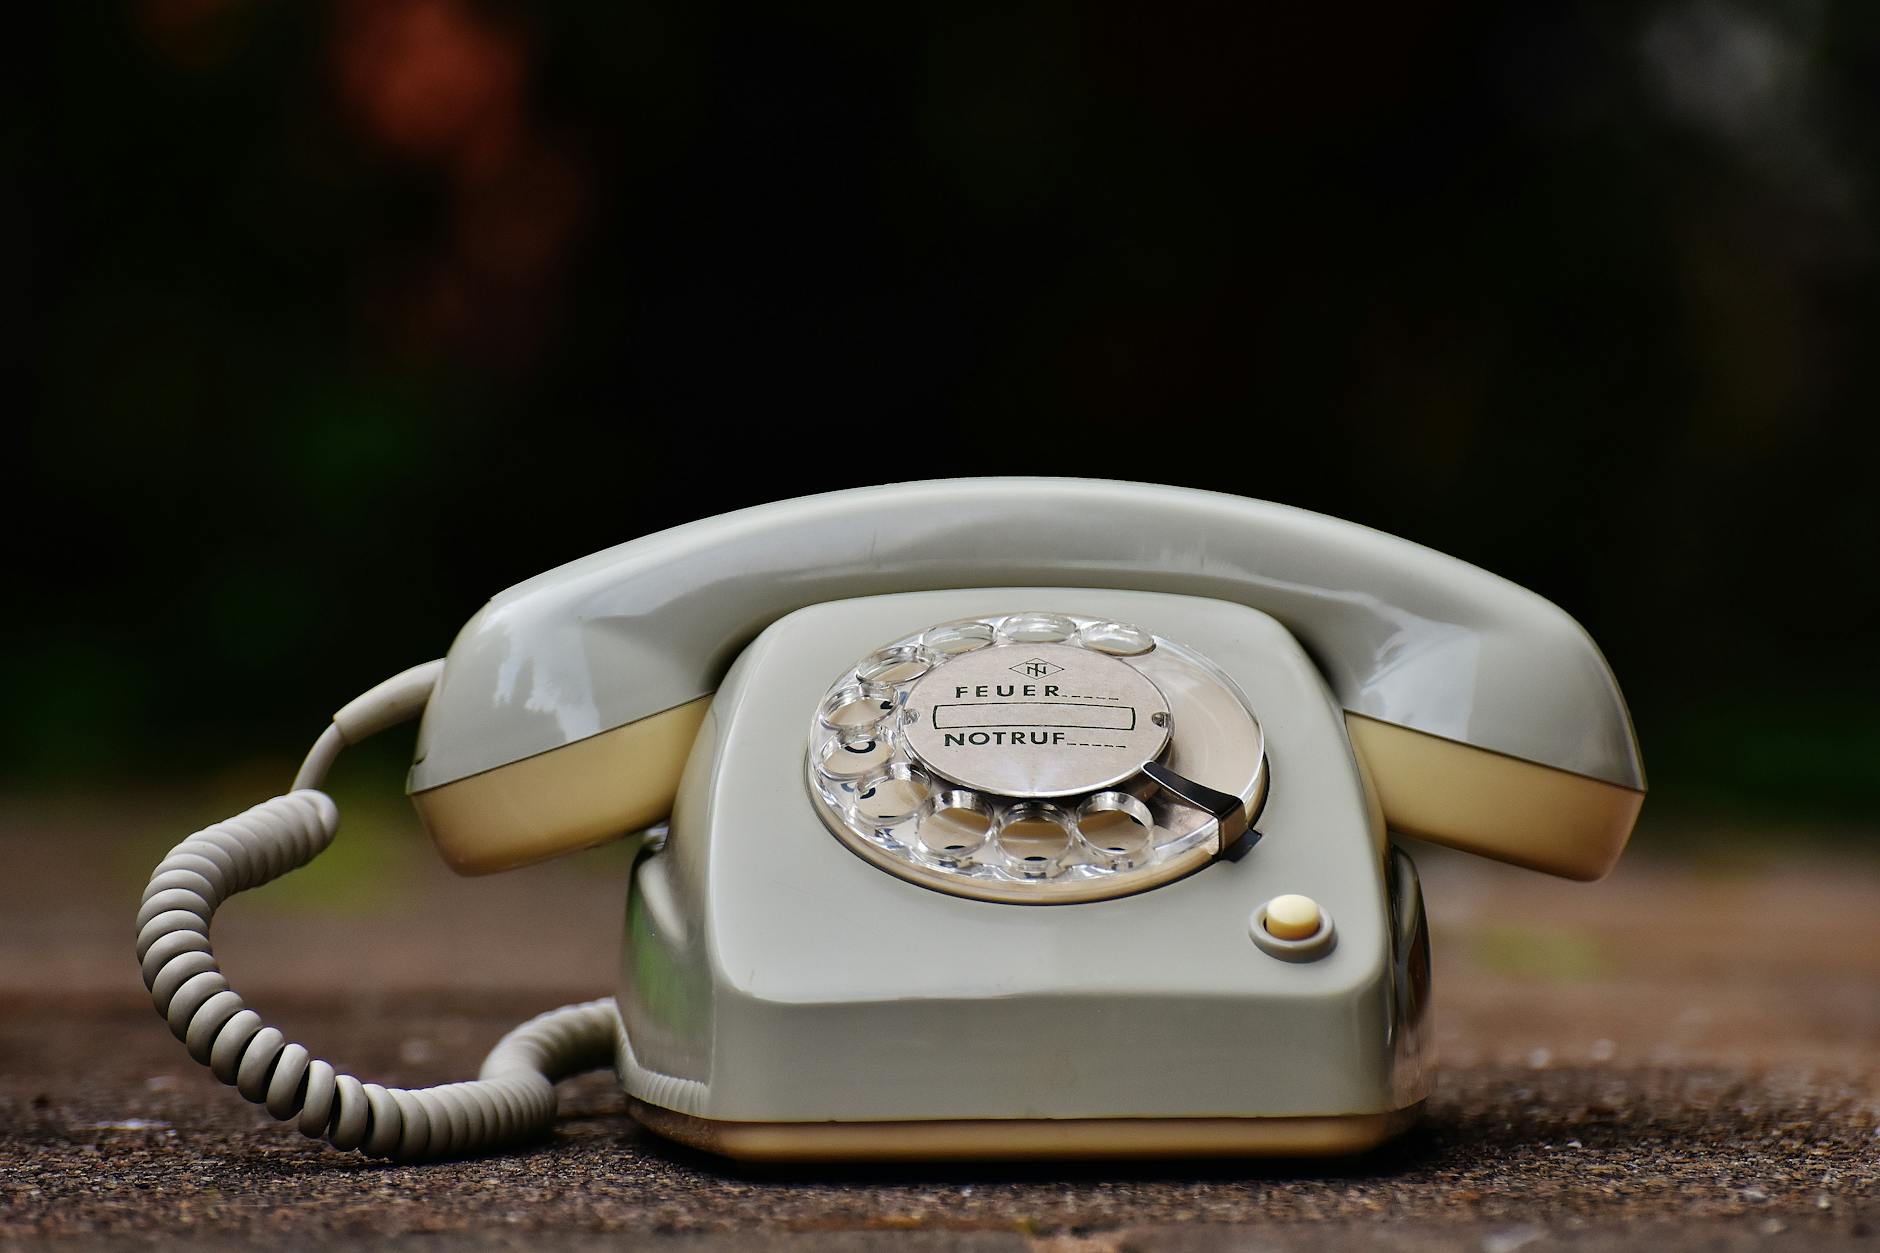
[615, 589, 1427, 1127]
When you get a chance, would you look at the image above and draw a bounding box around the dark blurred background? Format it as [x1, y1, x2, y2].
[7, 1, 1877, 827]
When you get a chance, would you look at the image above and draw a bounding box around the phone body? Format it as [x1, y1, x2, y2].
[390, 480, 1643, 1160]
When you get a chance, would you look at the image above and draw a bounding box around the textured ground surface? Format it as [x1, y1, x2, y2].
[2, 794, 1876, 1250]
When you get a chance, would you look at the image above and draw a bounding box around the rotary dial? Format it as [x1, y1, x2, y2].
[806, 612, 1266, 904]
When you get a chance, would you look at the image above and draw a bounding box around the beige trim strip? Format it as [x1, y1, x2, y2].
[409, 697, 712, 875]
[629, 1099, 1422, 1162]
[1345, 713, 1644, 881]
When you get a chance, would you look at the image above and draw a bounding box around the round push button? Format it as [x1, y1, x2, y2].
[1262, 894, 1323, 940]
[1250, 895, 1336, 961]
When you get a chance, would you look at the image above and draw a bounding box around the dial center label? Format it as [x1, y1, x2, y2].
[901, 642, 1171, 798]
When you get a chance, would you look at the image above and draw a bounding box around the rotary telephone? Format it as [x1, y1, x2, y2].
[136, 479, 1645, 1162]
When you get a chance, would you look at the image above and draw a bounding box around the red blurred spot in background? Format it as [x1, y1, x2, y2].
[334, 0, 525, 179]
[333, 0, 591, 364]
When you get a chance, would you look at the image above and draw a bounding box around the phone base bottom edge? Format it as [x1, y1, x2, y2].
[625, 1098, 1425, 1162]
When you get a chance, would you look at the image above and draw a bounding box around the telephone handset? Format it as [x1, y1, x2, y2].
[136, 479, 1644, 1162]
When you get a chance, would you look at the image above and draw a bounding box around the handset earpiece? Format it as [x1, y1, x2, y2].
[1346, 713, 1644, 880]
[410, 695, 709, 875]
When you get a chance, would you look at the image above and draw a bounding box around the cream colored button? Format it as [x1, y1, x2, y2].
[1262, 894, 1323, 941]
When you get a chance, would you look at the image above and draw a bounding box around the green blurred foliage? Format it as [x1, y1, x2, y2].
[1464, 925, 1610, 982]
[6, 1, 1877, 827]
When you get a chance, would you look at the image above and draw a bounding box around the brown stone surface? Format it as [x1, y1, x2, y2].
[2, 796, 1875, 1249]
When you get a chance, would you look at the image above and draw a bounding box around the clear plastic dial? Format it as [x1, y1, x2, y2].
[807, 612, 1266, 905]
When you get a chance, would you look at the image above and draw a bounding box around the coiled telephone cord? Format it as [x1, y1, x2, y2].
[135, 663, 620, 1160]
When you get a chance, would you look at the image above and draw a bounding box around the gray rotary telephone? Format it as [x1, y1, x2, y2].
[136, 479, 1644, 1161]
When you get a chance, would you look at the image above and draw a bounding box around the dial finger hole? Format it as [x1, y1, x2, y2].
[915, 790, 993, 867]
[819, 683, 897, 732]
[994, 803, 1073, 878]
[921, 621, 996, 655]
[857, 645, 936, 686]
[853, 764, 932, 826]
[1075, 792, 1155, 870]
[1079, 620, 1155, 656]
[816, 734, 892, 781]
[999, 612, 1077, 644]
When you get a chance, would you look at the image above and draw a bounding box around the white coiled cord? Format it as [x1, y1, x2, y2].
[135, 662, 622, 1160]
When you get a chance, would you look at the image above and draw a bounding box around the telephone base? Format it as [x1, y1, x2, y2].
[628, 1099, 1424, 1163]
